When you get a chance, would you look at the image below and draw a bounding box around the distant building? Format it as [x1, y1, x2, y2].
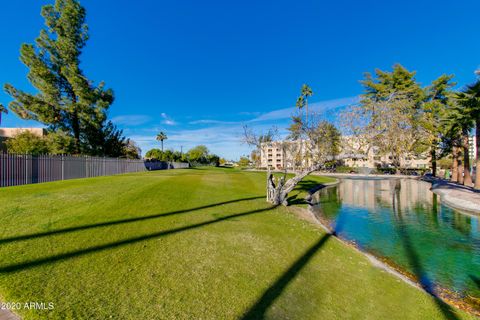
[260, 141, 286, 169]
[260, 136, 430, 170]
[260, 140, 311, 169]
[340, 136, 430, 169]
[469, 136, 477, 160]
[0, 127, 45, 138]
[0, 128, 46, 152]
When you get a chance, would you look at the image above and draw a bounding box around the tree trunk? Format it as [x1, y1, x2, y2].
[267, 165, 320, 206]
[475, 120, 480, 190]
[72, 109, 81, 154]
[451, 147, 458, 183]
[305, 100, 308, 127]
[69, 92, 81, 154]
[458, 157, 464, 185]
[161, 140, 164, 152]
[462, 132, 473, 187]
[430, 148, 437, 177]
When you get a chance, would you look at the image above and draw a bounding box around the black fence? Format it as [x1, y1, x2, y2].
[0, 153, 189, 188]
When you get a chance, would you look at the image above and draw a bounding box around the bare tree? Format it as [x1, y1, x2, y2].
[244, 86, 341, 206]
[341, 93, 426, 173]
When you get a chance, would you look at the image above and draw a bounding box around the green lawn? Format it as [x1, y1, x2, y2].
[0, 168, 475, 319]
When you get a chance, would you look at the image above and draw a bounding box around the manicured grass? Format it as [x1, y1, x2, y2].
[0, 168, 475, 319]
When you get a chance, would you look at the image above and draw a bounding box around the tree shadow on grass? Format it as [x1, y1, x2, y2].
[0, 204, 277, 273]
[287, 180, 327, 206]
[0, 196, 264, 245]
[240, 233, 331, 320]
[390, 180, 462, 320]
[241, 212, 344, 320]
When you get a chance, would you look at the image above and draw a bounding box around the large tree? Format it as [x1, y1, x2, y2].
[4, 0, 114, 154]
[346, 64, 427, 173]
[454, 80, 480, 188]
[420, 74, 455, 177]
[246, 85, 341, 206]
[442, 109, 473, 186]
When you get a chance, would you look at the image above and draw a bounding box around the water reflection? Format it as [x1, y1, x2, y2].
[313, 178, 480, 302]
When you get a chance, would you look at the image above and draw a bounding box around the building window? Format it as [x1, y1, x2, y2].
[276, 154, 281, 157]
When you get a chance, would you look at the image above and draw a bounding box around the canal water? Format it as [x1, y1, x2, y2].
[312, 177, 480, 301]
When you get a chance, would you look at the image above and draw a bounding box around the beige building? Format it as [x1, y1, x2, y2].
[0, 128, 46, 151]
[0, 127, 46, 138]
[341, 151, 430, 169]
[260, 141, 288, 169]
[469, 136, 477, 160]
[340, 136, 430, 169]
[260, 137, 430, 170]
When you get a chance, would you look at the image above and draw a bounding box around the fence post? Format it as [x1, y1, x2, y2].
[25, 154, 28, 185]
[61, 155, 64, 181]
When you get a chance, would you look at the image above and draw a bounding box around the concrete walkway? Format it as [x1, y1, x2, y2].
[427, 179, 480, 215]
[0, 308, 19, 320]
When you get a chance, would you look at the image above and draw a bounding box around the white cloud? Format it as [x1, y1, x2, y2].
[124, 96, 358, 160]
[189, 119, 238, 125]
[161, 113, 177, 126]
[252, 96, 359, 122]
[111, 115, 152, 126]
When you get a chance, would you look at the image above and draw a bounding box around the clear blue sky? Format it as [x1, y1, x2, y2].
[1, 0, 479, 159]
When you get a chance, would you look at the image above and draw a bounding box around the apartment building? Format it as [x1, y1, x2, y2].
[260, 137, 430, 170]
[0, 127, 45, 138]
[469, 136, 477, 159]
[341, 150, 430, 169]
[260, 141, 287, 169]
[0, 127, 46, 151]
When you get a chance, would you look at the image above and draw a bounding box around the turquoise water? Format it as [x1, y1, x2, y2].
[313, 178, 480, 300]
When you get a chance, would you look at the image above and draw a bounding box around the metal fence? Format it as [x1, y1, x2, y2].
[0, 153, 189, 188]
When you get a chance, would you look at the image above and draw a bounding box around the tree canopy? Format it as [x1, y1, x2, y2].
[3, 0, 128, 157]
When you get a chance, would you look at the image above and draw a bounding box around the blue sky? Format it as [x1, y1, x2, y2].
[1, 0, 479, 159]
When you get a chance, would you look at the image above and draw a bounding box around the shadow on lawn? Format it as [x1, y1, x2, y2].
[0, 196, 264, 245]
[241, 209, 342, 320]
[241, 233, 331, 320]
[390, 180, 462, 320]
[287, 179, 327, 206]
[0, 204, 277, 273]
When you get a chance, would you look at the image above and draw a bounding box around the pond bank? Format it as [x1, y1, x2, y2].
[315, 172, 480, 216]
[423, 178, 480, 215]
[290, 178, 480, 318]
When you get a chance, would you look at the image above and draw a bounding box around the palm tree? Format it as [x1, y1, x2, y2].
[301, 84, 313, 126]
[156, 131, 167, 152]
[455, 80, 480, 189]
[0, 103, 7, 126]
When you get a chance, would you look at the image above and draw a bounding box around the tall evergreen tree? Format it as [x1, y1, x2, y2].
[354, 64, 426, 173]
[443, 108, 473, 186]
[455, 80, 480, 188]
[4, 0, 114, 154]
[361, 64, 425, 104]
[420, 74, 455, 177]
